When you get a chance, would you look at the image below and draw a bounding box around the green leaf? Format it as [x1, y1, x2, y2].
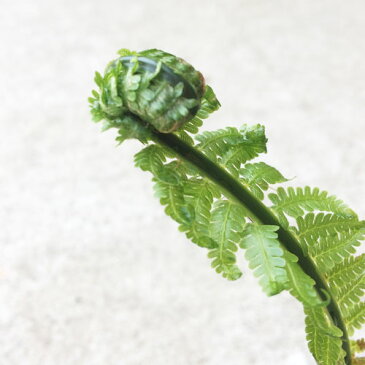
[240, 224, 288, 296]
[174, 129, 195, 146]
[309, 228, 365, 272]
[239, 162, 288, 200]
[335, 275, 365, 316]
[196, 124, 267, 176]
[344, 302, 365, 336]
[114, 115, 152, 144]
[283, 251, 323, 306]
[180, 178, 219, 248]
[153, 180, 194, 225]
[207, 200, 246, 280]
[327, 254, 365, 290]
[181, 85, 220, 134]
[134, 145, 179, 184]
[196, 127, 244, 159]
[94, 71, 104, 87]
[305, 305, 345, 365]
[294, 213, 363, 252]
[221, 125, 268, 175]
[269, 186, 357, 227]
[117, 48, 137, 57]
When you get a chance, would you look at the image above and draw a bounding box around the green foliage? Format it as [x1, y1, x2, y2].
[180, 85, 221, 135]
[239, 162, 288, 200]
[305, 306, 345, 365]
[134, 145, 179, 184]
[89, 48, 206, 139]
[327, 254, 365, 290]
[335, 275, 365, 316]
[269, 186, 357, 227]
[138, 48, 206, 100]
[196, 124, 267, 176]
[309, 228, 365, 272]
[344, 302, 365, 336]
[131, 127, 363, 364]
[91, 51, 364, 365]
[294, 213, 363, 251]
[240, 224, 288, 295]
[181, 178, 220, 248]
[154, 179, 194, 225]
[283, 251, 323, 306]
[207, 200, 247, 280]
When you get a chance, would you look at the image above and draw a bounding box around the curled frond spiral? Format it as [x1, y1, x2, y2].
[90, 48, 364, 365]
[89, 48, 221, 142]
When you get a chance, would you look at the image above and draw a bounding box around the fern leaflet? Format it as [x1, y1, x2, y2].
[92, 52, 364, 364]
[344, 302, 365, 336]
[181, 85, 220, 134]
[134, 145, 179, 184]
[180, 178, 220, 248]
[327, 254, 365, 289]
[309, 228, 365, 271]
[269, 186, 357, 227]
[196, 124, 267, 175]
[240, 224, 288, 296]
[283, 251, 323, 306]
[294, 213, 364, 251]
[305, 306, 345, 365]
[335, 276, 365, 316]
[207, 200, 246, 280]
[239, 162, 288, 200]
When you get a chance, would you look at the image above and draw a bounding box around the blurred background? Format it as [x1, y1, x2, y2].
[1, 0, 364, 364]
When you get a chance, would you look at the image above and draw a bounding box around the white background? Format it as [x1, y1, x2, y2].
[1, 0, 364, 364]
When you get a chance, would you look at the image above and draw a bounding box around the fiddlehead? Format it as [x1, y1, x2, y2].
[89, 48, 364, 365]
[89, 48, 207, 141]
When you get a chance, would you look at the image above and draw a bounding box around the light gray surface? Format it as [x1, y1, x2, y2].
[1, 0, 364, 364]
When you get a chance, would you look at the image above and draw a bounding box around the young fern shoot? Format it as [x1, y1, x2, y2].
[89, 48, 365, 365]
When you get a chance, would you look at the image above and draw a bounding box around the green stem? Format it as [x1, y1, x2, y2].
[151, 130, 352, 365]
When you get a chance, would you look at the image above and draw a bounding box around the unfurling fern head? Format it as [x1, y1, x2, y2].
[89, 48, 206, 136]
[90, 49, 365, 365]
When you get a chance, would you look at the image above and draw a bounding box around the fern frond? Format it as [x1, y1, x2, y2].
[207, 200, 246, 280]
[153, 179, 194, 225]
[239, 224, 288, 296]
[309, 229, 365, 271]
[134, 145, 179, 184]
[198, 85, 221, 116]
[335, 276, 365, 316]
[93, 51, 365, 364]
[305, 306, 345, 365]
[195, 127, 245, 159]
[180, 178, 219, 248]
[239, 162, 288, 200]
[294, 213, 363, 251]
[163, 155, 201, 177]
[344, 302, 365, 336]
[181, 85, 220, 134]
[269, 186, 357, 227]
[174, 129, 195, 146]
[196, 124, 267, 175]
[220, 125, 268, 176]
[327, 254, 365, 293]
[283, 251, 323, 306]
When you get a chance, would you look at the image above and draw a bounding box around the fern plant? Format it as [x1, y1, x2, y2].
[89, 48, 365, 364]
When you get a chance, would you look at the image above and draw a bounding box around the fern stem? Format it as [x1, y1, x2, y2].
[151, 130, 352, 365]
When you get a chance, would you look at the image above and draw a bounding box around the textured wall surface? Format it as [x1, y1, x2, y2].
[1, 0, 364, 364]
